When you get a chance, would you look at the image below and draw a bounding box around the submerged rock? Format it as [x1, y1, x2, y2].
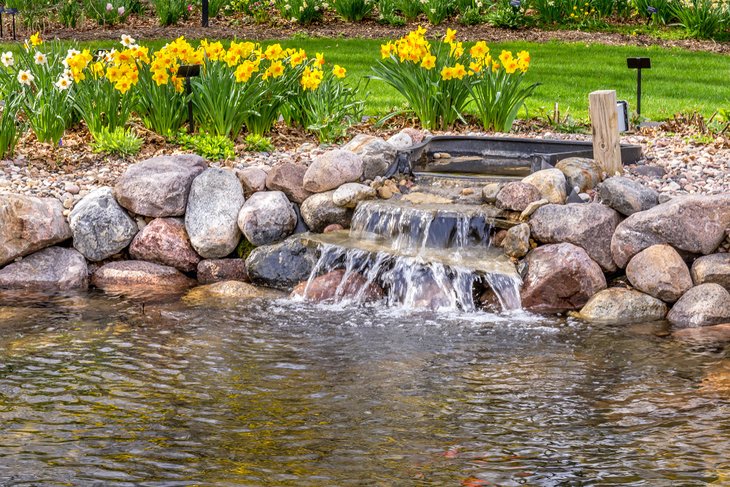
[625, 244, 692, 303]
[237, 191, 297, 246]
[0, 193, 71, 267]
[184, 280, 280, 304]
[300, 191, 354, 233]
[303, 149, 364, 193]
[265, 162, 312, 204]
[577, 288, 667, 324]
[555, 157, 603, 193]
[691, 254, 730, 291]
[113, 154, 207, 217]
[341, 134, 396, 180]
[185, 168, 245, 259]
[503, 223, 530, 259]
[520, 243, 606, 313]
[0, 247, 88, 291]
[495, 182, 541, 212]
[69, 187, 138, 262]
[611, 194, 730, 268]
[598, 176, 659, 216]
[522, 168, 567, 204]
[245, 236, 318, 289]
[667, 283, 730, 328]
[129, 218, 201, 273]
[197, 258, 248, 284]
[91, 260, 195, 296]
[673, 323, 730, 345]
[291, 269, 384, 303]
[529, 203, 621, 272]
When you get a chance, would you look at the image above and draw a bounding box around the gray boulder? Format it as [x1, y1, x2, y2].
[521, 243, 607, 313]
[0, 247, 88, 291]
[185, 168, 245, 259]
[265, 162, 312, 204]
[69, 187, 138, 262]
[0, 193, 71, 267]
[342, 134, 396, 180]
[691, 254, 730, 291]
[237, 191, 297, 246]
[529, 203, 621, 272]
[503, 223, 530, 259]
[625, 244, 693, 303]
[303, 149, 364, 193]
[332, 183, 377, 208]
[113, 154, 207, 217]
[611, 194, 730, 268]
[522, 168, 567, 204]
[598, 176, 659, 216]
[577, 288, 667, 324]
[300, 191, 354, 233]
[555, 157, 603, 193]
[495, 182, 541, 212]
[246, 236, 318, 289]
[667, 283, 730, 328]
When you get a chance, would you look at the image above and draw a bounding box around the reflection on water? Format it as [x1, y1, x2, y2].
[1, 293, 729, 486]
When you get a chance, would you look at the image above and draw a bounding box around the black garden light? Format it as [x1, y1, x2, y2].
[4, 7, 17, 41]
[202, 0, 209, 27]
[627, 57, 651, 116]
[177, 64, 201, 133]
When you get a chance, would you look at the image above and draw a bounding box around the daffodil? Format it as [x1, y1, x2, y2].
[17, 70, 34, 86]
[332, 64, 346, 78]
[1, 51, 13, 67]
[55, 76, 72, 91]
[34, 52, 47, 65]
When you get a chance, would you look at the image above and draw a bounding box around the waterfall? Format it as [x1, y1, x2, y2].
[299, 200, 522, 312]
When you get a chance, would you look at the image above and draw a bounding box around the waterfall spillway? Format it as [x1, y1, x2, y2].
[300, 200, 522, 312]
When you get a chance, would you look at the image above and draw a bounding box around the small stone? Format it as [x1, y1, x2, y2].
[237, 166, 267, 197]
[598, 176, 659, 216]
[555, 157, 603, 193]
[323, 224, 344, 233]
[386, 131, 413, 150]
[522, 168, 567, 204]
[667, 283, 730, 328]
[495, 182, 541, 212]
[265, 163, 313, 204]
[246, 236, 319, 290]
[300, 191, 353, 232]
[577, 288, 667, 324]
[691, 254, 730, 291]
[342, 134, 396, 180]
[482, 183, 501, 204]
[129, 218, 201, 273]
[303, 149, 364, 193]
[237, 191, 297, 247]
[332, 183, 377, 208]
[625, 244, 693, 303]
[503, 223, 530, 259]
[519, 198, 549, 220]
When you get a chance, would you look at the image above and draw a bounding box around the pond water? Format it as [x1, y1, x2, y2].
[1, 293, 729, 486]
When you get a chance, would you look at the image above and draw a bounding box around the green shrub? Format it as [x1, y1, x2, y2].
[178, 132, 236, 161]
[58, 0, 84, 28]
[377, 0, 407, 24]
[669, 0, 727, 38]
[133, 63, 188, 138]
[84, 0, 134, 25]
[152, 0, 190, 25]
[275, 0, 325, 23]
[394, 0, 421, 19]
[421, 0, 454, 24]
[0, 96, 23, 160]
[244, 133, 275, 152]
[632, 0, 674, 23]
[487, 0, 531, 29]
[92, 127, 143, 156]
[333, 0, 374, 20]
[227, 0, 270, 22]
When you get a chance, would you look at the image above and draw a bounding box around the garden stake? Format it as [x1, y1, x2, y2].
[627, 57, 650, 116]
[202, 0, 209, 27]
[177, 65, 201, 133]
[5, 8, 16, 41]
[0, 7, 4, 38]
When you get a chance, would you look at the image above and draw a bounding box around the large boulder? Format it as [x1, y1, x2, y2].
[520, 243, 607, 313]
[611, 194, 730, 268]
[69, 187, 138, 262]
[236, 166, 267, 197]
[237, 191, 297, 247]
[91, 260, 195, 296]
[503, 223, 530, 259]
[495, 182, 541, 212]
[529, 203, 621, 272]
[0, 193, 71, 267]
[265, 162, 312, 204]
[625, 244, 693, 303]
[303, 150, 363, 193]
[341, 134, 396, 180]
[300, 191, 353, 233]
[577, 288, 667, 324]
[522, 168, 567, 204]
[555, 157, 603, 193]
[598, 176, 659, 216]
[291, 269, 384, 303]
[185, 168, 245, 259]
[0, 247, 88, 291]
[667, 283, 730, 328]
[113, 154, 207, 217]
[691, 254, 730, 291]
[246, 236, 318, 290]
[129, 218, 200, 273]
[332, 183, 377, 208]
[197, 258, 248, 284]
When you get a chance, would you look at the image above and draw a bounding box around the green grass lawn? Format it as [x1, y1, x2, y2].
[3, 37, 729, 121]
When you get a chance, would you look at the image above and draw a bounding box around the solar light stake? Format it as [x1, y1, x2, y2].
[627, 57, 651, 116]
[0, 7, 4, 38]
[202, 0, 209, 27]
[177, 65, 201, 133]
[4, 7, 17, 41]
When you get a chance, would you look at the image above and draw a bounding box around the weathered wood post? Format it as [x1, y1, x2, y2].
[589, 90, 622, 176]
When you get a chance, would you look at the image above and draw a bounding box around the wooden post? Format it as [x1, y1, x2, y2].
[589, 90, 622, 176]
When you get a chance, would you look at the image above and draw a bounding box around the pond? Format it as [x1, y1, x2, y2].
[1, 293, 729, 486]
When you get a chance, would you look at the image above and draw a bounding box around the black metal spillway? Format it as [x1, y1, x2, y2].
[389, 135, 643, 179]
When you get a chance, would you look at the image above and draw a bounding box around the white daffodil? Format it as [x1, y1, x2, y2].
[34, 52, 47, 65]
[1, 51, 14, 67]
[17, 70, 34, 86]
[55, 75, 72, 91]
[120, 34, 135, 48]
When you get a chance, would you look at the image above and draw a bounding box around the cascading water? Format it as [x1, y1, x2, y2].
[300, 200, 522, 312]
